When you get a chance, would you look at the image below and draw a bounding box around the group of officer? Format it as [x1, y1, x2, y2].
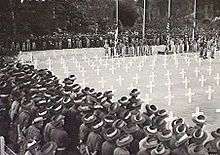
[0, 56, 220, 155]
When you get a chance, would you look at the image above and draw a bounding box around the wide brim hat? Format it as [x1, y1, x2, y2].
[123, 123, 140, 134]
[103, 127, 121, 141]
[157, 129, 173, 142]
[146, 104, 159, 114]
[130, 99, 143, 109]
[78, 105, 92, 112]
[62, 96, 72, 105]
[51, 103, 63, 114]
[32, 117, 44, 124]
[175, 133, 190, 147]
[143, 125, 158, 135]
[130, 89, 141, 97]
[82, 113, 97, 124]
[172, 117, 185, 126]
[118, 96, 129, 105]
[211, 128, 220, 138]
[193, 129, 208, 144]
[103, 114, 117, 125]
[104, 91, 114, 97]
[156, 109, 169, 119]
[151, 144, 170, 155]
[188, 144, 207, 154]
[91, 119, 105, 131]
[108, 102, 120, 114]
[192, 114, 207, 125]
[27, 139, 38, 150]
[68, 74, 77, 82]
[174, 124, 187, 135]
[216, 139, 220, 150]
[119, 110, 132, 121]
[113, 119, 127, 130]
[131, 112, 147, 125]
[116, 134, 134, 147]
[141, 137, 159, 149]
[41, 142, 57, 155]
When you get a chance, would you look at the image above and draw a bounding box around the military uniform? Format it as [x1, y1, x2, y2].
[86, 131, 103, 155]
[114, 147, 130, 155]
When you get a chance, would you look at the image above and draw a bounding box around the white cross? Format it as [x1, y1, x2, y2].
[110, 85, 117, 93]
[186, 59, 191, 66]
[192, 107, 204, 117]
[90, 62, 96, 69]
[93, 55, 99, 61]
[165, 79, 174, 92]
[109, 65, 116, 75]
[182, 77, 190, 89]
[61, 56, 65, 65]
[179, 69, 186, 79]
[127, 83, 135, 91]
[214, 73, 220, 86]
[149, 72, 156, 83]
[185, 88, 195, 103]
[198, 58, 202, 66]
[95, 66, 101, 75]
[103, 60, 109, 69]
[146, 81, 155, 94]
[174, 58, 179, 68]
[137, 63, 143, 71]
[75, 61, 79, 68]
[216, 109, 220, 113]
[199, 75, 206, 87]
[194, 54, 199, 62]
[64, 67, 70, 77]
[48, 57, 52, 71]
[205, 86, 214, 100]
[165, 111, 177, 130]
[208, 57, 213, 65]
[163, 60, 167, 69]
[124, 64, 129, 73]
[194, 67, 200, 78]
[34, 59, 38, 69]
[82, 55, 88, 61]
[144, 93, 152, 104]
[133, 73, 140, 85]
[116, 60, 121, 68]
[165, 70, 172, 80]
[164, 92, 174, 106]
[207, 66, 212, 76]
[128, 60, 134, 67]
[80, 79, 88, 88]
[80, 67, 86, 77]
[98, 77, 106, 89]
[116, 75, 124, 86]
[98, 57, 103, 65]
[184, 54, 188, 62]
[150, 60, 156, 69]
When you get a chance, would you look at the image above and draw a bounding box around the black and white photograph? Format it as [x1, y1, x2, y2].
[0, 0, 220, 154]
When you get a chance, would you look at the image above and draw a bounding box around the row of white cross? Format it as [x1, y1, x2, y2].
[28, 51, 220, 116]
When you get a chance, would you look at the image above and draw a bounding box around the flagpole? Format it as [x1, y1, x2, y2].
[192, 0, 197, 41]
[167, 0, 171, 47]
[142, 0, 146, 39]
[114, 0, 119, 57]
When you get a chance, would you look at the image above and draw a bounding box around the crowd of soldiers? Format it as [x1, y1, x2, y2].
[0, 57, 220, 155]
[104, 35, 220, 58]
